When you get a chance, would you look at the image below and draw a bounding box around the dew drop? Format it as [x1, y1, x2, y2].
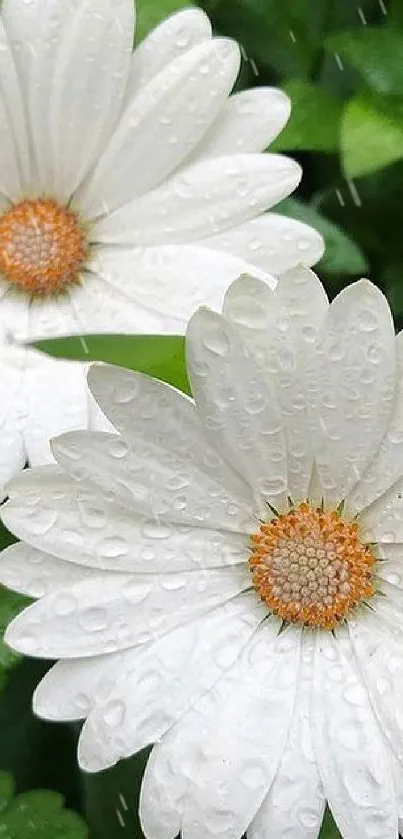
[202, 326, 231, 357]
[343, 682, 366, 706]
[102, 699, 126, 728]
[123, 580, 151, 605]
[115, 383, 137, 404]
[75, 692, 91, 713]
[80, 606, 108, 633]
[160, 574, 187, 591]
[366, 344, 381, 364]
[387, 428, 403, 445]
[81, 506, 108, 530]
[357, 308, 378, 332]
[98, 536, 128, 559]
[327, 341, 344, 362]
[258, 476, 286, 496]
[108, 438, 129, 459]
[54, 593, 77, 617]
[142, 522, 171, 540]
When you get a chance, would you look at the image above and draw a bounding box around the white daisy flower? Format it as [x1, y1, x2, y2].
[4, 267, 401, 839]
[0, 0, 323, 490]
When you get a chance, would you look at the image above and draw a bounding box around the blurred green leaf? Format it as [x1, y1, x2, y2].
[381, 262, 403, 317]
[82, 752, 149, 839]
[0, 659, 81, 804]
[390, 0, 403, 26]
[327, 27, 403, 97]
[0, 586, 30, 689]
[0, 523, 28, 690]
[272, 79, 342, 152]
[135, 0, 190, 42]
[0, 772, 88, 838]
[32, 335, 190, 395]
[277, 198, 368, 276]
[202, 0, 319, 78]
[341, 94, 403, 177]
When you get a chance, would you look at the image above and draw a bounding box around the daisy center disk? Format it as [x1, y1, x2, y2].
[250, 501, 376, 629]
[0, 198, 88, 296]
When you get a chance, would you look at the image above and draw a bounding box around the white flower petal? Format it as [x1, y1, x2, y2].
[1, 467, 252, 571]
[21, 353, 89, 466]
[87, 243, 272, 332]
[249, 634, 325, 839]
[181, 623, 301, 839]
[312, 630, 397, 839]
[50, 0, 134, 202]
[361, 478, 403, 544]
[0, 348, 25, 496]
[0, 93, 25, 200]
[128, 9, 212, 96]
[186, 308, 287, 505]
[276, 264, 329, 332]
[375, 546, 403, 588]
[78, 592, 265, 771]
[0, 542, 93, 598]
[140, 723, 194, 839]
[0, 291, 29, 341]
[313, 281, 396, 502]
[25, 294, 82, 340]
[2, 0, 133, 198]
[2, 0, 77, 194]
[95, 154, 302, 245]
[33, 647, 137, 721]
[348, 332, 403, 514]
[0, 17, 30, 196]
[70, 272, 166, 334]
[139, 616, 284, 839]
[202, 213, 325, 274]
[87, 365, 255, 514]
[191, 88, 291, 159]
[223, 269, 326, 500]
[77, 39, 240, 219]
[52, 428, 255, 534]
[348, 611, 403, 765]
[5, 565, 250, 658]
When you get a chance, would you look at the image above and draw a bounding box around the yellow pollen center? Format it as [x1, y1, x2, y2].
[250, 502, 376, 629]
[0, 198, 88, 296]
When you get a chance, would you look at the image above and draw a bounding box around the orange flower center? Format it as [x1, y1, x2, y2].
[0, 198, 88, 296]
[250, 501, 376, 629]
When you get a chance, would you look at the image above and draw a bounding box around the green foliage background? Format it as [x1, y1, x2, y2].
[2, 0, 403, 837]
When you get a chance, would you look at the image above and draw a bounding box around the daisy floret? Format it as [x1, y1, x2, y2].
[0, 0, 323, 491]
[3, 268, 400, 839]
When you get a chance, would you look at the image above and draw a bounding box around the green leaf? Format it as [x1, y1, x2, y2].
[0, 772, 88, 838]
[271, 80, 343, 153]
[0, 527, 30, 690]
[390, 0, 403, 26]
[0, 587, 30, 679]
[0, 522, 30, 691]
[319, 807, 341, 838]
[0, 660, 81, 803]
[276, 198, 368, 276]
[135, 0, 190, 42]
[201, 0, 319, 78]
[327, 27, 403, 98]
[341, 95, 403, 178]
[32, 335, 190, 395]
[82, 751, 149, 839]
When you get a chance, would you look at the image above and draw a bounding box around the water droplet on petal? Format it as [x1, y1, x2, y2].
[102, 699, 126, 728]
[98, 536, 128, 559]
[202, 325, 231, 357]
[80, 606, 108, 633]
